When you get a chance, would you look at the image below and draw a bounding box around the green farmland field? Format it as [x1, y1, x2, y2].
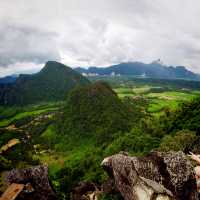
[0, 102, 61, 127]
[114, 86, 200, 115]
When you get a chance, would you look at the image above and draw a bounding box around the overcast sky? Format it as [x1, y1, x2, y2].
[0, 0, 200, 77]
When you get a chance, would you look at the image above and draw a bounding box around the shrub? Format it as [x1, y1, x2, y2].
[158, 130, 197, 152]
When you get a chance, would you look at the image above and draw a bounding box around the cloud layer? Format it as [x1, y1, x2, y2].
[0, 0, 200, 76]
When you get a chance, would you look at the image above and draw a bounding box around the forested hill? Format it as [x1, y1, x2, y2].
[76, 61, 200, 80]
[59, 81, 134, 140]
[0, 61, 90, 105]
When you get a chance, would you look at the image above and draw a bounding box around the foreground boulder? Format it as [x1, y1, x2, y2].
[6, 165, 57, 200]
[102, 151, 198, 200]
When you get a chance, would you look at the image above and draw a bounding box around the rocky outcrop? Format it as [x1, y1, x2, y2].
[72, 181, 101, 200]
[6, 165, 57, 200]
[72, 179, 122, 200]
[102, 151, 198, 200]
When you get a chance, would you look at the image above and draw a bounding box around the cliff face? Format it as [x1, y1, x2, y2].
[102, 151, 198, 200]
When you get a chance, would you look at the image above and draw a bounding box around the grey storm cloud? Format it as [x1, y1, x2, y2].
[0, 22, 60, 66]
[0, 0, 200, 76]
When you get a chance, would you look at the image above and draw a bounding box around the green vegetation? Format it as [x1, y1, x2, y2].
[1, 76, 200, 199]
[0, 61, 90, 105]
[114, 84, 199, 115]
[158, 130, 197, 152]
[0, 106, 58, 127]
[0, 102, 61, 127]
[157, 97, 200, 134]
[105, 128, 160, 156]
[90, 76, 200, 115]
[59, 82, 134, 140]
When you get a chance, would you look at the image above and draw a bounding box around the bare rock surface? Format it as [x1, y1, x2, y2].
[102, 151, 198, 200]
[6, 165, 57, 200]
[72, 181, 101, 200]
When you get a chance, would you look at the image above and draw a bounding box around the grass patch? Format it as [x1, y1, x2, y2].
[114, 87, 135, 98]
[148, 98, 180, 114]
[132, 86, 152, 94]
[0, 106, 59, 127]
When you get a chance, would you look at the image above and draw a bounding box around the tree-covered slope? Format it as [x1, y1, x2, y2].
[2, 81, 200, 199]
[59, 81, 134, 141]
[0, 61, 90, 105]
[159, 97, 200, 134]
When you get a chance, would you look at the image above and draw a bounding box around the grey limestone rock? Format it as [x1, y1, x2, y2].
[102, 151, 198, 200]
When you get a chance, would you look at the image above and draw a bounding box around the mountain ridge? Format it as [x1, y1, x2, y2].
[0, 61, 90, 105]
[75, 61, 200, 80]
[0, 75, 18, 84]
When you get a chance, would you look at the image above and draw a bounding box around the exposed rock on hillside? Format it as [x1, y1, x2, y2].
[72, 179, 120, 200]
[102, 151, 198, 200]
[72, 181, 101, 200]
[6, 165, 57, 200]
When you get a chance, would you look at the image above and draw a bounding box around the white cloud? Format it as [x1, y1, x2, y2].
[0, 22, 60, 66]
[0, 62, 43, 77]
[0, 0, 200, 75]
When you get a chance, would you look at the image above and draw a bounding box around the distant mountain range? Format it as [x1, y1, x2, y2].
[0, 60, 199, 105]
[0, 75, 18, 84]
[75, 60, 200, 80]
[0, 61, 90, 105]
